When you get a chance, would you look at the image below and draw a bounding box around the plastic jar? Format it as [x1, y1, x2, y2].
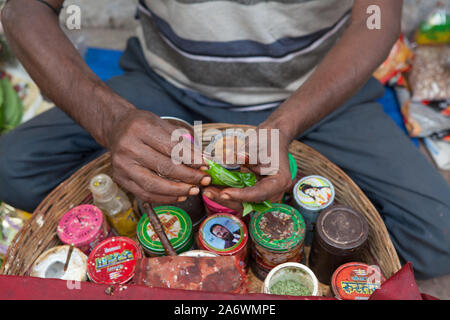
[87, 236, 142, 285]
[57, 204, 111, 255]
[292, 175, 335, 245]
[136, 206, 194, 256]
[309, 205, 369, 285]
[197, 213, 248, 269]
[250, 204, 306, 280]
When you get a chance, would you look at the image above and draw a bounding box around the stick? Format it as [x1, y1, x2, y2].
[64, 244, 74, 272]
[142, 202, 177, 256]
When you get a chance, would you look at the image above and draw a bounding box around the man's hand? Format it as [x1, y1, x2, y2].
[202, 126, 293, 215]
[108, 109, 211, 204]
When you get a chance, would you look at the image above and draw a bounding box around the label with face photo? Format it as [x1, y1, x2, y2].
[199, 214, 247, 253]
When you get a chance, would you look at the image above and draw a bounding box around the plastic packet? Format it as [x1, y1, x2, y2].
[373, 35, 414, 84]
[423, 138, 450, 170]
[409, 45, 450, 101]
[397, 85, 450, 137]
[0, 203, 30, 259]
[415, 8, 450, 45]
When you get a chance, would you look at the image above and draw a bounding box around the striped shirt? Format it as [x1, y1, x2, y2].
[137, 0, 354, 111]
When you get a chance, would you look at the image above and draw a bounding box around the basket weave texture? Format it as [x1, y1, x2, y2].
[1, 123, 401, 280]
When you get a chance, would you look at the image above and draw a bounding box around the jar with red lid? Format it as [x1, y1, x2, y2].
[331, 262, 386, 300]
[87, 236, 142, 285]
[309, 205, 369, 285]
[197, 213, 249, 269]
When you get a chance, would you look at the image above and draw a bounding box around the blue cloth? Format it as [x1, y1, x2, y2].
[84, 47, 124, 81]
[377, 86, 419, 147]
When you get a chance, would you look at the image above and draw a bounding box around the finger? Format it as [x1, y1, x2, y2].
[142, 125, 206, 169]
[203, 187, 243, 213]
[114, 175, 183, 204]
[127, 164, 200, 197]
[220, 176, 285, 203]
[134, 144, 211, 187]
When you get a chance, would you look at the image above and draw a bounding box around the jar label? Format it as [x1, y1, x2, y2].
[137, 206, 192, 253]
[57, 205, 106, 248]
[87, 237, 142, 284]
[294, 176, 334, 209]
[199, 214, 247, 254]
[332, 263, 386, 300]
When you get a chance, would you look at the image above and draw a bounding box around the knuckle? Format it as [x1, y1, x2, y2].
[156, 161, 175, 177]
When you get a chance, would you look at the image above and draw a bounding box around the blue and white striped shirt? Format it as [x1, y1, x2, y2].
[137, 0, 354, 111]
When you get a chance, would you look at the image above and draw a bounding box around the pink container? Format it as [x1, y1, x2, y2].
[57, 204, 111, 254]
[203, 195, 239, 216]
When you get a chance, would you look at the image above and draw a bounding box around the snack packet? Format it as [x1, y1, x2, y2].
[415, 8, 450, 45]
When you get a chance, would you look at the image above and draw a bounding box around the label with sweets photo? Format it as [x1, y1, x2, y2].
[87, 237, 142, 284]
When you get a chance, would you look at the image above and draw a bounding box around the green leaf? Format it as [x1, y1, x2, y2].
[205, 159, 273, 215]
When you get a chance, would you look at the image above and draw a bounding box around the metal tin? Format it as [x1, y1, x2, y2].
[250, 204, 306, 280]
[30, 245, 88, 281]
[309, 205, 369, 285]
[160, 116, 194, 132]
[204, 130, 246, 170]
[197, 213, 248, 268]
[263, 262, 319, 296]
[292, 175, 335, 245]
[331, 262, 386, 300]
[137, 206, 194, 256]
[57, 204, 111, 254]
[87, 236, 142, 285]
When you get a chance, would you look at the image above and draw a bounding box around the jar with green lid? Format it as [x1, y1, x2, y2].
[136, 206, 194, 256]
[250, 204, 306, 280]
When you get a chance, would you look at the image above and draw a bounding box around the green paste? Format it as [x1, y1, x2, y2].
[270, 279, 312, 296]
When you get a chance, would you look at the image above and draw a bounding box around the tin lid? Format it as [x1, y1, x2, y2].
[198, 213, 248, 255]
[331, 262, 386, 300]
[250, 204, 305, 252]
[316, 205, 369, 255]
[57, 205, 105, 247]
[87, 236, 142, 284]
[293, 175, 335, 211]
[137, 206, 192, 254]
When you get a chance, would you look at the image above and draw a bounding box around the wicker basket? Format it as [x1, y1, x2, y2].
[1, 123, 401, 290]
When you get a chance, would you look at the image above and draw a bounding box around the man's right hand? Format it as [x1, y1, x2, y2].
[107, 109, 211, 204]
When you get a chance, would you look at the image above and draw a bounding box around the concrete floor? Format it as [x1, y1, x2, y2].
[79, 27, 450, 299]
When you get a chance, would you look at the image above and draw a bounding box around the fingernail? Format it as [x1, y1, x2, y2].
[200, 166, 209, 171]
[201, 176, 211, 186]
[204, 191, 212, 199]
[221, 193, 231, 200]
[177, 196, 187, 202]
[189, 187, 200, 196]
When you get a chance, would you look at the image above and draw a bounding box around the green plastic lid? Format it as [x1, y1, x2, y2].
[288, 153, 298, 181]
[250, 204, 305, 252]
[137, 206, 192, 254]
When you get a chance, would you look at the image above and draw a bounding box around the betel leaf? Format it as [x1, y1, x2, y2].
[205, 158, 272, 216]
